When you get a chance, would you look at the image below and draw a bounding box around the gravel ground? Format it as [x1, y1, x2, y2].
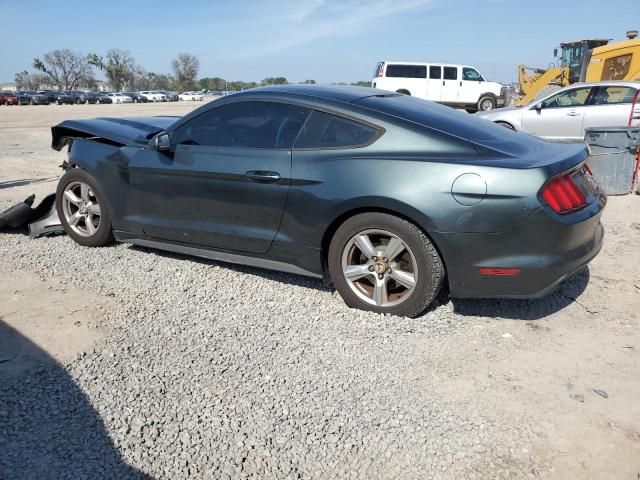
[1, 104, 639, 479]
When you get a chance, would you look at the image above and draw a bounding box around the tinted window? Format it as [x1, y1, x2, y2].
[294, 111, 378, 149]
[541, 87, 593, 109]
[592, 86, 637, 105]
[385, 65, 427, 79]
[429, 66, 441, 79]
[443, 67, 458, 80]
[462, 67, 483, 81]
[172, 101, 311, 149]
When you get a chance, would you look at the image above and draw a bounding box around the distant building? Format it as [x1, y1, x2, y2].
[0, 82, 17, 91]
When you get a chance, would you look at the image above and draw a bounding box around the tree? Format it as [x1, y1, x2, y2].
[351, 81, 370, 87]
[171, 53, 200, 91]
[198, 77, 227, 91]
[15, 70, 37, 90]
[89, 49, 136, 91]
[261, 77, 288, 86]
[302, 79, 316, 84]
[145, 72, 174, 90]
[32, 49, 93, 90]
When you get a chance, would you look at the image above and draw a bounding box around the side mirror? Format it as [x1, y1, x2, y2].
[534, 102, 543, 111]
[154, 133, 170, 151]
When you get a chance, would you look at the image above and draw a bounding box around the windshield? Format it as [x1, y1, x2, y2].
[560, 44, 584, 67]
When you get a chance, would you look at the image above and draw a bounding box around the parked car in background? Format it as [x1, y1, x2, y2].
[161, 91, 179, 102]
[50, 85, 605, 318]
[36, 90, 61, 103]
[0, 91, 19, 105]
[139, 91, 167, 102]
[55, 92, 76, 105]
[64, 91, 91, 104]
[18, 91, 49, 105]
[123, 92, 149, 103]
[476, 81, 640, 141]
[179, 91, 204, 101]
[94, 93, 113, 104]
[372, 61, 506, 112]
[106, 93, 133, 104]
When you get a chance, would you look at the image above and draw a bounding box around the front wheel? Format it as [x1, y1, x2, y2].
[56, 169, 114, 247]
[496, 121, 515, 130]
[328, 213, 444, 318]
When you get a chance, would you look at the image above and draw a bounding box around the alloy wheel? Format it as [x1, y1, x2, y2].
[341, 229, 418, 307]
[481, 99, 494, 111]
[61, 181, 102, 237]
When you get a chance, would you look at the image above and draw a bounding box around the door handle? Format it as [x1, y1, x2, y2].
[459, 81, 462, 87]
[442, 80, 445, 86]
[245, 171, 281, 183]
[566, 111, 581, 117]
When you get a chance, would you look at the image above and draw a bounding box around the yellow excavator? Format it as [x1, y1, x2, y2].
[516, 30, 640, 106]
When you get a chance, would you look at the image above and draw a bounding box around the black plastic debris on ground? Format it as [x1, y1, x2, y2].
[0, 194, 64, 237]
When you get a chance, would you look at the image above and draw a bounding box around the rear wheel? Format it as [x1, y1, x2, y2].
[56, 169, 114, 247]
[477, 95, 496, 111]
[396, 89, 411, 95]
[328, 213, 444, 318]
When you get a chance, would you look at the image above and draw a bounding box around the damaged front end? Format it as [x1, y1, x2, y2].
[0, 194, 64, 238]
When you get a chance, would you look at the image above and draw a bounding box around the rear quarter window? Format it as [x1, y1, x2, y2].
[294, 111, 379, 149]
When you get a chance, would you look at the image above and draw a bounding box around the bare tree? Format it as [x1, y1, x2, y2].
[32, 49, 93, 90]
[171, 53, 200, 91]
[15, 71, 36, 90]
[89, 49, 136, 91]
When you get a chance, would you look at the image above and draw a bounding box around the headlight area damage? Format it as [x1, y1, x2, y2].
[2, 116, 176, 238]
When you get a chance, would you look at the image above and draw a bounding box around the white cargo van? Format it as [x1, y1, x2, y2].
[372, 61, 506, 112]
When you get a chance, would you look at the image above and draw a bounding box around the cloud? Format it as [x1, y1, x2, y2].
[232, 0, 435, 56]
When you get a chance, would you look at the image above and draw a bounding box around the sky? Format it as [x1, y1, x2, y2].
[0, 0, 637, 85]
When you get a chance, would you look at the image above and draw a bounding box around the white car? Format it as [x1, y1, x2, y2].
[139, 91, 167, 102]
[372, 61, 506, 112]
[476, 81, 640, 142]
[107, 93, 132, 104]
[179, 91, 204, 101]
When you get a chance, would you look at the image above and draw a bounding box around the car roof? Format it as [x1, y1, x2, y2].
[243, 84, 395, 104]
[561, 80, 640, 89]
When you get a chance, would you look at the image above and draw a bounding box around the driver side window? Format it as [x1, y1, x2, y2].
[541, 87, 592, 109]
[462, 67, 483, 81]
[172, 101, 311, 149]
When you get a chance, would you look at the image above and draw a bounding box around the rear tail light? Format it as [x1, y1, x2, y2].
[541, 170, 588, 214]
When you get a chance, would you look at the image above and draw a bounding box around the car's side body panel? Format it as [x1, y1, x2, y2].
[55, 85, 605, 299]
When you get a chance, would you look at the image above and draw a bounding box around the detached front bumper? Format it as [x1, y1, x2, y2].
[434, 200, 605, 299]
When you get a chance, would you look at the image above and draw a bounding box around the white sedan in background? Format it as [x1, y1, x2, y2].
[106, 93, 133, 104]
[139, 91, 167, 102]
[179, 91, 204, 101]
[476, 81, 640, 142]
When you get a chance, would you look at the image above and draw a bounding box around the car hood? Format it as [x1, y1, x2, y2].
[51, 116, 179, 151]
[474, 105, 522, 118]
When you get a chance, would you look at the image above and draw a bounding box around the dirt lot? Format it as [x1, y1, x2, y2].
[1, 102, 639, 479]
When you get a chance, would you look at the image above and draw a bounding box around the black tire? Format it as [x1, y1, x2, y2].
[477, 95, 496, 111]
[56, 169, 114, 247]
[328, 212, 444, 318]
[465, 108, 477, 114]
[396, 89, 411, 95]
[496, 121, 515, 130]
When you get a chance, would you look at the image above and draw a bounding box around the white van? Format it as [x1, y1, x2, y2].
[372, 61, 506, 112]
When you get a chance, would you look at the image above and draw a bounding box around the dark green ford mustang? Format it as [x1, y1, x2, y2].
[51, 85, 605, 317]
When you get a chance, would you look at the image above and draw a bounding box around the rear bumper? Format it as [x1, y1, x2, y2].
[434, 200, 605, 299]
